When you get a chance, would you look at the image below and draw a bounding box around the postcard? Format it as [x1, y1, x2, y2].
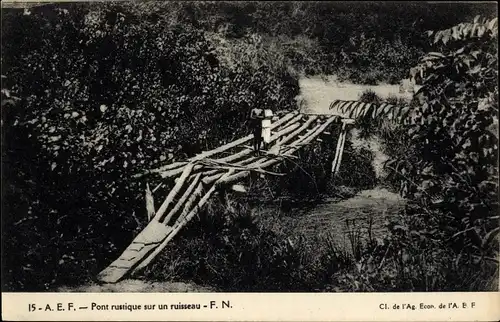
[2, 1, 499, 321]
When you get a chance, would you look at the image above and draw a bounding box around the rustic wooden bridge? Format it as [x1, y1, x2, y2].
[97, 99, 392, 283]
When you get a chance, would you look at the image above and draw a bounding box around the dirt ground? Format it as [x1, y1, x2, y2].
[58, 279, 215, 292]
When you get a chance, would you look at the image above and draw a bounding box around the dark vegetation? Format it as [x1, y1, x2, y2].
[341, 17, 499, 291]
[2, 2, 498, 291]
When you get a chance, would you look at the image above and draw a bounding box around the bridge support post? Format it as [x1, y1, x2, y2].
[331, 118, 355, 175]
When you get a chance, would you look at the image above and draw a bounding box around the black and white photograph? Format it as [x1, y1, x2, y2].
[1, 0, 498, 298]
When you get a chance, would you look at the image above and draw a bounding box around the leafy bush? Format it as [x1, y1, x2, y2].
[336, 207, 499, 292]
[401, 16, 499, 267]
[354, 90, 418, 193]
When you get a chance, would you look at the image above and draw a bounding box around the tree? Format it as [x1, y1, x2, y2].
[341, 16, 498, 288]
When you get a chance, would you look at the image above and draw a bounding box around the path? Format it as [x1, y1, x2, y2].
[58, 280, 215, 292]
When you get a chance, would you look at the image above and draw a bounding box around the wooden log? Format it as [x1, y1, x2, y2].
[176, 153, 260, 186]
[133, 161, 188, 178]
[168, 181, 204, 224]
[231, 184, 247, 193]
[164, 114, 304, 182]
[97, 220, 174, 283]
[198, 124, 321, 184]
[278, 115, 317, 146]
[162, 173, 202, 224]
[240, 116, 316, 158]
[130, 221, 172, 245]
[215, 116, 302, 163]
[258, 146, 299, 159]
[153, 163, 194, 221]
[174, 170, 235, 236]
[288, 122, 325, 146]
[129, 182, 203, 273]
[187, 111, 298, 162]
[229, 116, 338, 184]
[152, 183, 163, 193]
[335, 131, 347, 175]
[132, 171, 234, 274]
[184, 147, 282, 185]
[332, 131, 345, 175]
[219, 115, 304, 159]
[194, 148, 279, 181]
[246, 116, 316, 159]
[174, 156, 252, 183]
[185, 110, 298, 162]
[334, 123, 349, 175]
[207, 163, 285, 176]
[201, 123, 321, 185]
[148, 112, 301, 181]
[143, 111, 294, 177]
[331, 123, 345, 174]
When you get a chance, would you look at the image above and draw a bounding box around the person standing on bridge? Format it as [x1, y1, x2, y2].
[250, 108, 263, 155]
[262, 109, 274, 151]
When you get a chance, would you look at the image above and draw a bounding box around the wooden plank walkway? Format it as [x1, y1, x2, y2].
[97, 111, 340, 283]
